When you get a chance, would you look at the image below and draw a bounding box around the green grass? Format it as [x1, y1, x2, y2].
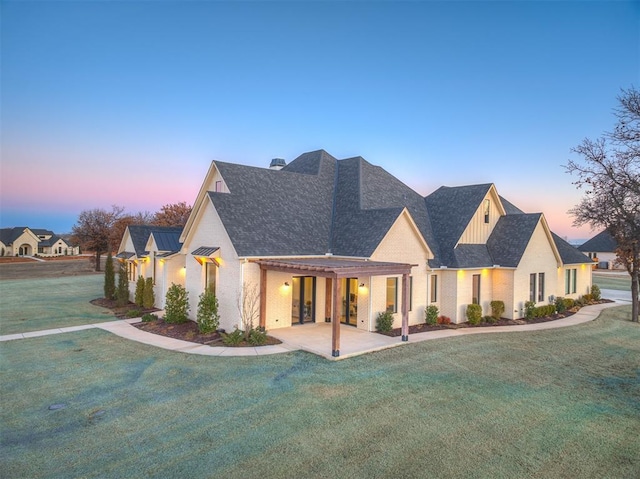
[0, 275, 114, 335]
[1, 306, 639, 478]
[593, 272, 633, 291]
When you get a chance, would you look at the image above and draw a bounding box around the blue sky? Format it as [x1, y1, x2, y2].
[1, 0, 638, 241]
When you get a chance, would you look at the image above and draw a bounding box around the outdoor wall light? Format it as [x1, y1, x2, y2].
[359, 283, 365, 288]
[283, 282, 290, 287]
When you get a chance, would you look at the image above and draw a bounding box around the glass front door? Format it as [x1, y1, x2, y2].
[292, 276, 316, 325]
[340, 278, 358, 326]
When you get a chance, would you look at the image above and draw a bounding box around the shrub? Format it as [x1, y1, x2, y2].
[126, 308, 142, 318]
[524, 301, 536, 320]
[437, 315, 451, 325]
[555, 296, 566, 313]
[141, 313, 158, 322]
[376, 311, 394, 332]
[591, 284, 601, 301]
[104, 252, 115, 300]
[197, 289, 220, 334]
[248, 328, 267, 346]
[425, 305, 439, 325]
[143, 277, 155, 309]
[484, 315, 497, 324]
[564, 298, 576, 310]
[490, 300, 505, 320]
[164, 283, 189, 324]
[115, 260, 130, 307]
[135, 276, 145, 307]
[222, 328, 244, 346]
[466, 304, 482, 325]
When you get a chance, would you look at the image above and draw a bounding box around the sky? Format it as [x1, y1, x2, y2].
[1, 0, 638, 242]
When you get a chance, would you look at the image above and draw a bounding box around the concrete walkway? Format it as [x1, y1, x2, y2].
[0, 301, 625, 360]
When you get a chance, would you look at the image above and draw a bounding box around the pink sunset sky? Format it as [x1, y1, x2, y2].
[1, 1, 638, 242]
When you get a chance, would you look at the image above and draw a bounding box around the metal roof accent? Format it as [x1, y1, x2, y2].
[191, 246, 220, 257]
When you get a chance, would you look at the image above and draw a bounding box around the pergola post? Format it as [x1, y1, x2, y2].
[401, 273, 409, 341]
[331, 275, 341, 357]
[259, 267, 267, 330]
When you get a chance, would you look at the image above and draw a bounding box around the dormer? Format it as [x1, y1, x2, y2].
[458, 184, 506, 245]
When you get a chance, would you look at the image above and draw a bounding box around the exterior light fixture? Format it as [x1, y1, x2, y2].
[284, 282, 290, 287]
[359, 283, 365, 288]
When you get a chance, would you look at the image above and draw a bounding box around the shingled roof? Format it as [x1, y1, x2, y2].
[201, 149, 588, 267]
[578, 230, 618, 253]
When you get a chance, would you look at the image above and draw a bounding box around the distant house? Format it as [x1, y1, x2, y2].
[118, 149, 593, 356]
[0, 227, 79, 257]
[117, 225, 185, 308]
[578, 230, 623, 270]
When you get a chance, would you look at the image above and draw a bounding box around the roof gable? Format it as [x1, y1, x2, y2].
[578, 230, 618, 253]
[487, 214, 543, 267]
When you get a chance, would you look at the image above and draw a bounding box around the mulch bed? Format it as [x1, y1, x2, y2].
[379, 300, 614, 337]
[91, 297, 281, 347]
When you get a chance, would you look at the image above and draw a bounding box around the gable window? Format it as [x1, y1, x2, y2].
[472, 274, 481, 305]
[386, 277, 398, 313]
[529, 273, 537, 303]
[430, 274, 438, 303]
[215, 180, 223, 192]
[205, 261, 217, 293]
[484, 199, 490, 224]
[538, 273, 545, 302]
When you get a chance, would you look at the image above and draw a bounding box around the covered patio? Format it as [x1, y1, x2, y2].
[255, 258, 416, 357]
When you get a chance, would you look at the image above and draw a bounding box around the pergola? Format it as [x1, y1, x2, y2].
[254, 258, 417, 357]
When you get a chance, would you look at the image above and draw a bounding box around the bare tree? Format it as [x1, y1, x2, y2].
[152, 202, 192, 227]
[566, 86, 640, 322]
[238, 282, 261, 339]
[109, 211, 153, 251]
[71, 205, 125, 271]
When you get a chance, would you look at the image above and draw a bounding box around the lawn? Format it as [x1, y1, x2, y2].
[1, 306, 639, 478]
[0, 275, 114, 335]
[593, 272, 634, 292]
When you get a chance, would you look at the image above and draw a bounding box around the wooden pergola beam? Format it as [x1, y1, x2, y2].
[331, 275, 341, 357]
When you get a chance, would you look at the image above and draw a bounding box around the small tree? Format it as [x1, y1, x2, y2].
[71, 205, 125, 272]
[115, 260, 130, 307]
[143, 277, 155, 309]
[104, 252, 115, 300]
[238, 282, 261, 340]
[164, 283, 189, 323]
[197, 289, 220, 333]
[376, 311, 394, 332]
[134, 276, 145, 307]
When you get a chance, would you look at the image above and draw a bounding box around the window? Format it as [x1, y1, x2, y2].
[538, 273, 545, 302]
[472, 274, 481, 304]
[386, 277, 398, 313]
[529, 273, 537, 303]
[215, 180, 223, 192]
[565, 268, 577, 294]
[571, 268, 577, 294]
[430, 274, 438, 302]
[484, 199, 490, 224]
[409, 276, 413, 311]
[128, 261, 136, 282]
[205, 261, 217, 293]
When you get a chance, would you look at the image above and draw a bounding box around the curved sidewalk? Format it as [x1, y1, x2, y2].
[0, 301, 622, 359]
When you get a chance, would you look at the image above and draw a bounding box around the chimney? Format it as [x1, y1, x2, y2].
[269, 158, 286, 170]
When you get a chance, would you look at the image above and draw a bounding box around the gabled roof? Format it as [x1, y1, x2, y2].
[39, 235, 68, 247]
[578, 230, 618, 253]
[424, 184, 493, 266]
[554, 233, 593, 264]
[0, 227, 32, 245]
[31, 229, 54, 237]
[126, 225, 183, 258]
[487, 214, 542, 267]
[149, 229, 183, 252]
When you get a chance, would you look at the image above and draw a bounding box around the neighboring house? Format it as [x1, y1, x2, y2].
[120, 150, 593, 356]
[578, 230, 623, 270]
[0, 227, 79, 257]
[117, 225, 185, 308]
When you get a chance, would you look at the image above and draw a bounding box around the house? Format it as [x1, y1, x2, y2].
[0, 227, 79, 257]
[117, 225, 185, 308]
[578, 230, 623, 270]
[120, 150, 593, 356]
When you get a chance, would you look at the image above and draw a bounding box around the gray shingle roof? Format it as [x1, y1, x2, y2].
[127, 225, 183, 257]
[553, 233, 593, 264]
[487, 214, 542, 267]
[424, 184, 493, 267]
[578, 230, 618, 253]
